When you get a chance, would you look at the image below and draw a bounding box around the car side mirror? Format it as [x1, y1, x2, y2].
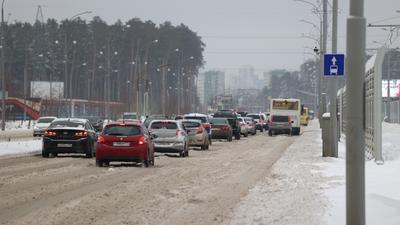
[150, 133, 158, 139]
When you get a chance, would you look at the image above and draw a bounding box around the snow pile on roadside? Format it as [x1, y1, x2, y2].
[229, 122, 331, 225]
[322, 122, 400, 225]
[0, 140, 42, 156]
[0, 120, 34, 131]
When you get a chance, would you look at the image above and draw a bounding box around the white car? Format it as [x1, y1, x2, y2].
[33, 116, 57, 136]
[238, 117, 249, 137]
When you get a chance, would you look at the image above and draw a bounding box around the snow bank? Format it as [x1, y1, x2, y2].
[322, 122, 400, 225]
[0, 120, 34, 131]
[229, 122, 330, 225]
[0, 140, 42, 156]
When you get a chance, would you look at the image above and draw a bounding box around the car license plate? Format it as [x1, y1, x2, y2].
[57, 143, 72, 148]
[157, 142, 169, 145]
[113, 142, 130, 147]
[211, 128, 220, 131]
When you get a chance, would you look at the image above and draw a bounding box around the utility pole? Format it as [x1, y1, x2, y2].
[1, 0, 5, 130]
[319, 0, 328, 121]
[328, 0, 338, 157]
[346, 0, 366, 224]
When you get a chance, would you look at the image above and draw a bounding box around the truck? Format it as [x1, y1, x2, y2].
[300, 106, 309, 126]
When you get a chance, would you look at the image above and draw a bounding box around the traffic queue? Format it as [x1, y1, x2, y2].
[38, 110, 270, 167]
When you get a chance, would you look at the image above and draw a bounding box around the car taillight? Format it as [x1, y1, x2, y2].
[74, 131, 88, 137]
[98, 136, 105, 144]
[44, 130, 56, 136]
[203, 123, 211, 129]
[138, 136, 147, 145]
[196, 126, 204, 134]
[176, 130, 184, 136]
[223, 125, 230, 131]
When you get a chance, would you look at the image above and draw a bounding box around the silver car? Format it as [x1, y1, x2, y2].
[244, 117, 257, 135]
[149, 120, 189, 157]
[33, 116, 57, 136]
[181, 119, 209, 150]
[238, 117, 249, 137]
[268, 115, 292, 136]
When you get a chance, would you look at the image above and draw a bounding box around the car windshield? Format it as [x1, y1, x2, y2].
[248, 115, 260, 120]
[123, 114, 137, 120]
[244, 117, 253, 122]
[49, 120, 85, 128]
[210, 118, 228, 125]
[150, 121, 178, 129]
[182, 121, 201, 128]
[37, 118, 55, 123]
[103, 125, 141, 136]
[184, 116, 207, 123]
[272, 116, 289, 122]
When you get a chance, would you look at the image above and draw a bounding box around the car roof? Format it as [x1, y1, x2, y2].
[39, 116, 57, 119]
[181, 119, 202, 123]
[52, 118, 88, 123]
[106, 122, 142, 126]
[183, 113, 207, 117]
[150, 119, 178, 123]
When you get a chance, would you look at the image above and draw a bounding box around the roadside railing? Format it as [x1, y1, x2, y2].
[337, 47, 385, 163]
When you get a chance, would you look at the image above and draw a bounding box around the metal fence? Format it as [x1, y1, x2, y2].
[337, 47, 385, 162]
[382, 98, 400, 123]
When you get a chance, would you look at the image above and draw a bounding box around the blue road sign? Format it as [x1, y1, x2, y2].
[324, 54, 345, 76]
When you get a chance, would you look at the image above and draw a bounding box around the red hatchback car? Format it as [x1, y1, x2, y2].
[96, 122, 155, 167]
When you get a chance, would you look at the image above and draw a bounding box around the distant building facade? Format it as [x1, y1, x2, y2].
[197, 70, 225, 110]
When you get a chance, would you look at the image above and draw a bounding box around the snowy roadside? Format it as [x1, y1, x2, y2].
[228, 121, 400, 225]
[0, 139, 42, 156]
[228, 121, 332, 225]
[0, 120, 34, 131]
[322, 122, 400, 225]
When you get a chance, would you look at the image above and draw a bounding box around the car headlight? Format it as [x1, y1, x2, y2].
[33, 126, 38, 130]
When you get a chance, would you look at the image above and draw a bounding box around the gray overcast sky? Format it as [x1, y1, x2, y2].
[7, 0, 400, 74]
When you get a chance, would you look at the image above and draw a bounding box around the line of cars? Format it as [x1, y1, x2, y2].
[35, 110, 268, 168]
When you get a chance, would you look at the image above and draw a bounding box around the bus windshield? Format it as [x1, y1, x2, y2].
[272, 101, 299, 110]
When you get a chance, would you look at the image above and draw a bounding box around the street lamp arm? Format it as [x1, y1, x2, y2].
[70, 11, 92, 20]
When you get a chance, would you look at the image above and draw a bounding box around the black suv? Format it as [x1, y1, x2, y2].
[213, 110, 241, 140]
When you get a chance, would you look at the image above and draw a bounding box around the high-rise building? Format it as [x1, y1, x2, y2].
[197, 70, 225, 109]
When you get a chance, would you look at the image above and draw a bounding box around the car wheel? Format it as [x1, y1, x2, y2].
[185, 149, 189, 157]
[252, 130, 256, 135]
[150, 153, 155, 166]
[96, 159, 103, 167]
[42, 150, 50, 158]
[205, 140, 209, 150]
[268, 130, 272, 136]
[235, 133, 241, 140]
[179, 151, 185, 157]
[52, 153, 58, 157]
[85, 142, 94, 158]
[244, 132, 249, 137]
[260, 128, 264, 132]
[209, 138, 212, 146]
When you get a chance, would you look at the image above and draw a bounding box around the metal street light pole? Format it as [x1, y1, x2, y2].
[1, 0, 6, 130]
[321, 0, 328, 121]
[346, 0, 366, 223]
[328, 0, 338, 157]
